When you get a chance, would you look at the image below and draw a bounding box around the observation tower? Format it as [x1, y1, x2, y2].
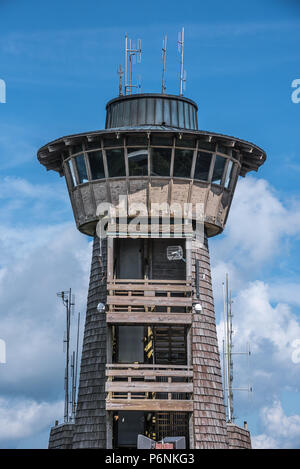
[38, 41, 266, 450]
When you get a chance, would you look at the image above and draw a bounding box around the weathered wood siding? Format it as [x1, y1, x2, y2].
[72, 235, 107, 449]
[191, 235, 228, 448]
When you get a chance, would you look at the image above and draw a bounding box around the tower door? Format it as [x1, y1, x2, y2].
[115, 238, 144, 279]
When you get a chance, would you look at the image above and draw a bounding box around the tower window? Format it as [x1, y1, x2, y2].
[150, 148, 172, 177]
[128, 148, 148, 176]
[70, 143, 83, 155]
[106, 148, 125, 178]
[66, 160, 77, 187]
[212, 155, 226, 184]
[224, 160, 234, 188]
[74, 154, 88, 184]
[88, 150, 105, 180]
[194, 151, 212, 181]
[173, 149, 194, 178]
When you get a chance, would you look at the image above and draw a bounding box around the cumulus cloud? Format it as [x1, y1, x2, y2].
[0, 222, 91, 399]
[252, 400, 300, 449]
[211, 176, 300, 448]
[212, 176, 300, 269]
[0, 397, 63, 445]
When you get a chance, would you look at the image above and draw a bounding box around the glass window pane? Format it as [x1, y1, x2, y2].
[128, 148, 148, 176]
[194, 151, 212, 181]
[106, 148, 125, 177]
[70, 143, 83, 155]
[173, 149, 194, 178]
[127, 134, 148, 146]
[103, 136, 122, 147]
[217, 144, 231, 155]
[86, 139, 101, 151]
[175, 136, 196, 148]
[74, 154, 88, 183]
[67, 160, 76, 186]
[151, 135, 173, 146]
[225, 160, 233, 188]
[88, 150, 105, 180]
[198, 141, 215, 152]
[212, 155, 226, 184]
[151, 148, 172, 176]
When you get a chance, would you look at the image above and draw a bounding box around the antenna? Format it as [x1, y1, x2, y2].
[178, 27, 186, 96]
[72, 312, 80, 421]
[162, 35, 167, 94]
[222, 274, 252, 423]
[124, 34, 142, 95]
[117, 64, 123, 96]
[57, 288, 76, 424]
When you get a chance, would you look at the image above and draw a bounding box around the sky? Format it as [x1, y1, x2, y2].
[0, 0, 300, 449]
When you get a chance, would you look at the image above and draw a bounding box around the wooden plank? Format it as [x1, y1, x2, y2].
[106, 382, 193, 393]
[106, 369, 193, 377]
[106, 312, 192, 325]
[106, 364, 192, 369]
[106, 399, 193, 412]
[107, 283, 192, 292]
[110, 279, 192, 285]
[107, 296, 192, 307]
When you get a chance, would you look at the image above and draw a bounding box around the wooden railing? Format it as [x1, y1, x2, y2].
[105, 364, 193, 405]
[107, 279, 193, 314]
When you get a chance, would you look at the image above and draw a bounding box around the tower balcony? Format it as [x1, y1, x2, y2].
[106, 279, 193, 325]
[105, 363, 193, 412]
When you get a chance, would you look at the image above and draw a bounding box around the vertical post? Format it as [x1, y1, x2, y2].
[124, 34, 128, 96]
[64, 289, 71, 423]
[162, 35, 167, 94]
[179, 27, 184, 96]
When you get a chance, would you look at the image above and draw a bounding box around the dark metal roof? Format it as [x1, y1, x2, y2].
[105, 94, 198, 130]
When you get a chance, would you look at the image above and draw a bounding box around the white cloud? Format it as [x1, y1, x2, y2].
[251, 433, 278, 449]
[0, 397, 63, 443]
[0, 221, 91, 398]
[252, 400, 300, 449]
[212, 176, 300, 269]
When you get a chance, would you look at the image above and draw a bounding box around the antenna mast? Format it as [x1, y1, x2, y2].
[117, 65, 123, 96]
[223, 274, 233, 422]
[162, 35, 167, 94]
[124, 34, 142, 95]
[222, 274, 252, 423]
[57, 288, 75, 423]
[178, 27, 186, 96]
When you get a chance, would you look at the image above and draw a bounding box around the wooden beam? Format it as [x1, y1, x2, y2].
[106, 399, 193, 412]
[107, 283, 192, 292]
[106, 312, 192, 325]
[109, 279, 192, 285]
[106, 369, 193, 377]
[106, 382, 193, 393]
[106, 364, 192, 369]
[107, 296, 192, 307]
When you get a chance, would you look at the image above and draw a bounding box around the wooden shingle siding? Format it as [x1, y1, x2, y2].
[72, 236, 107, 449]
[227, 424, 251, 449]
[191, 235, 229, 448]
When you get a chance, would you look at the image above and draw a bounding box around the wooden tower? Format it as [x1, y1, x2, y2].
[38, 93, 266, 449]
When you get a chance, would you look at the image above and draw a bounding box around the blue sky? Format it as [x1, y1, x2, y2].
[0, 0, 300, 449]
